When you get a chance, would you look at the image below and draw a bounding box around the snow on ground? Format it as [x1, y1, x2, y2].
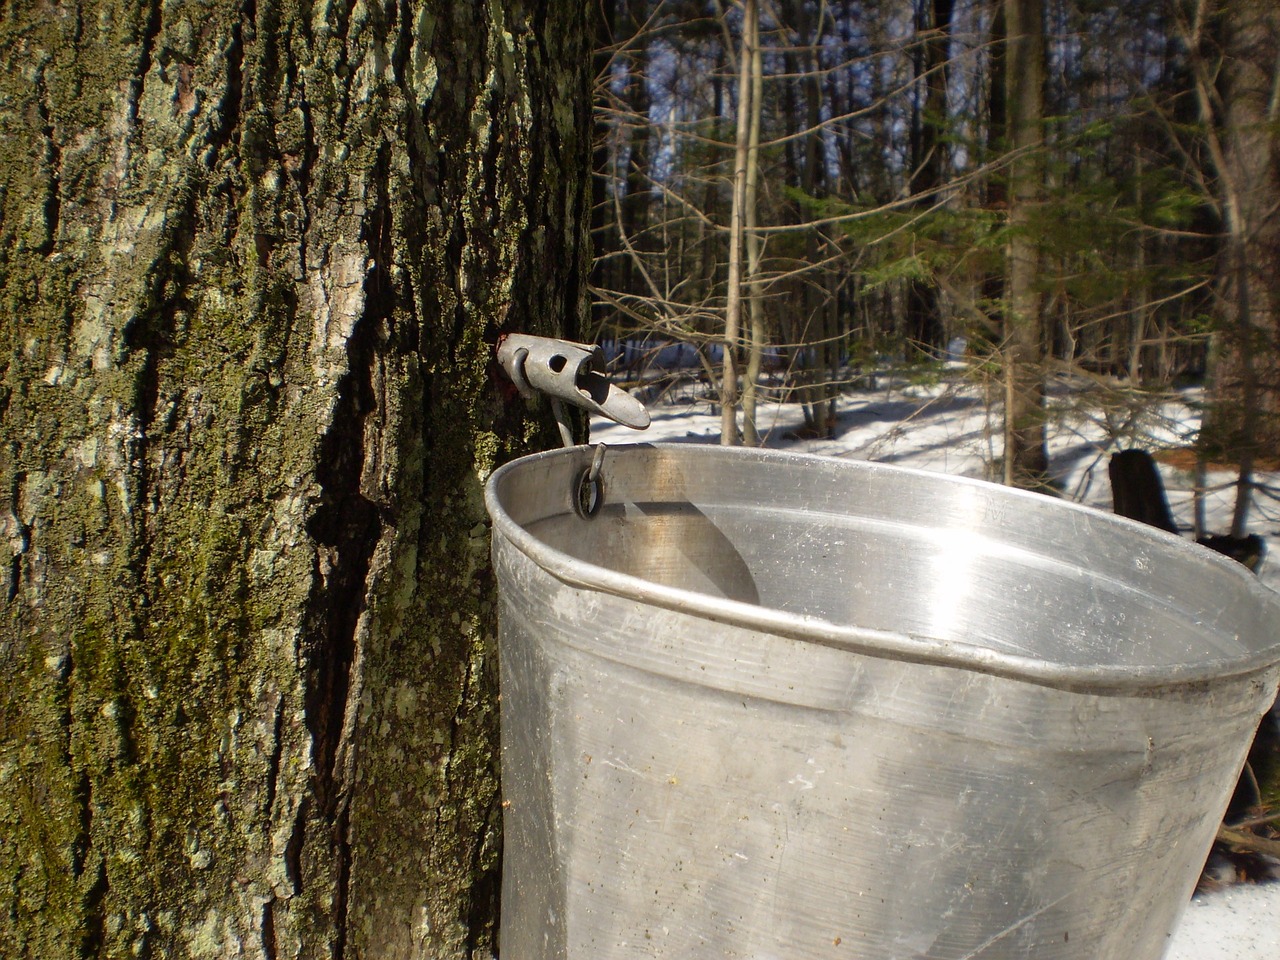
[1166, 884, 1280, 960]
[591, 369, 1280, 959]
[592, 370, 1280, 593]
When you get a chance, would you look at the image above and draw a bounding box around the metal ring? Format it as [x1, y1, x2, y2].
[573, 466, 604, 519]
[507, 347, 532, 396]
[587, 443, 607, 484]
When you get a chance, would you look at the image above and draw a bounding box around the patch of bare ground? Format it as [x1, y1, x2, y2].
[1154, 447, 1280, 473]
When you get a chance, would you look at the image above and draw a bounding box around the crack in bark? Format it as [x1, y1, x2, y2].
[129, 0, 165, 129]
[121, 175, 199, 565]
[6, 551, 18, 603]
[70, 771, 90, 878]
[72, 745, 108, 958]
[205, 1, 249, 164]
[5, 470, 27, 604]
[33, 65, 60, 257]
[391, 0, 412, 92]
[79, 857, 109, 960]
[261, 895, 278, 960]
[298, 145, 402, 960]
[264, 692, 285, 822]
[462, 789, 502, 960]
[456, 650, 502, 960]
[330, 0, 354, 130]
[332, 802, 352, 960]
[293, 84, 314, 275]
[283, 796, 306, 896]
[302, 252, 378, 800]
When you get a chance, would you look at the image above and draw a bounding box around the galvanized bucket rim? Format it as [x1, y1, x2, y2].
[485, 442, 1280, 695]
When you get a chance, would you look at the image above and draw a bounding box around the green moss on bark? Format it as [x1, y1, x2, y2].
[3, 0, 591, 958]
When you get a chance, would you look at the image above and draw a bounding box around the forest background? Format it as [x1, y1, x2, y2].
[589, 0, 1280, 529]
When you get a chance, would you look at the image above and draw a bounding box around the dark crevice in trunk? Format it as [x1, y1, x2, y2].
[462, 803, 502, 960]
[333, 803, 353, 960]
[301, 191, 380, 805]
[330, 0, 354, 130]
[261, 896, 278, 960]
[301, 144, 399, 960]
[72, 742, 104, 960]
[5, 470, 25, 603]
[284, 795, 307, 895]
[204, 1, 249, 164]
[110, 682, 141, 770]
[458, 659, 502, 958]
[79, 849, 108, 960]
[304, 336, 375, 804]
[264, 693, 286, 820]
[127, 0, 164, 129]
[391, 0, 411, 91]
[294, 88, 314, 275]
[126, 343, 160, 569]
[122, 176, 199, 581]
[70, 772, 91, 876]
[304, 308, 373, 814]
[34, 66, 60, 257]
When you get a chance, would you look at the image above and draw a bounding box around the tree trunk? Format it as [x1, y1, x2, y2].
[740, 1, 765, 448]
[789, 0, 837, 437]
[721, 0, 758, 446]
[1191, 0, 1280, 532]
[591, 0, 624, 335]
[0, 1, 592, 958]
[1002, 0, 1049, 486]
[905, 0, 953, 357]
[981, 2, 1008, 282]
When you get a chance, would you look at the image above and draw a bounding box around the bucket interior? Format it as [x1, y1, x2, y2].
[491, 443, 1278, 682]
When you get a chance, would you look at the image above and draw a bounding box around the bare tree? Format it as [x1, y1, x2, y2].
[1176, 0, 1280, 533]
[722, 0, 762, 444]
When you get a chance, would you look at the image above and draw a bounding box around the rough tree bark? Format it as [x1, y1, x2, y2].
[0, 1, 592, 958]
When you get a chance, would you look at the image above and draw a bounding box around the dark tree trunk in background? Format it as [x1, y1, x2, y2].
[981, 1, 1008, 318]
[1002, 0, 1050, 486]
[1196, 0, 1280, 530]
[905, 0, 953, 356]
[0, 1, 592, 957]
[620, 2, 654, 280]
[592, 0, 624, 333]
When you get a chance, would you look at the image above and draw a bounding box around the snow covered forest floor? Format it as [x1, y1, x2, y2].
[590, 366, 1280, 959]
[593, 367, 1280, 595]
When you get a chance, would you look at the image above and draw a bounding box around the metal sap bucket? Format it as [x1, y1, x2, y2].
[484, 443, 1280, 960]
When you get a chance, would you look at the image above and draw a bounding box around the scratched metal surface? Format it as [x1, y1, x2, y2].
[485, 444, 1280, 960]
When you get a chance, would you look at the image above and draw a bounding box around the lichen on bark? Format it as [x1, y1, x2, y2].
[0, 1, 592, 958]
